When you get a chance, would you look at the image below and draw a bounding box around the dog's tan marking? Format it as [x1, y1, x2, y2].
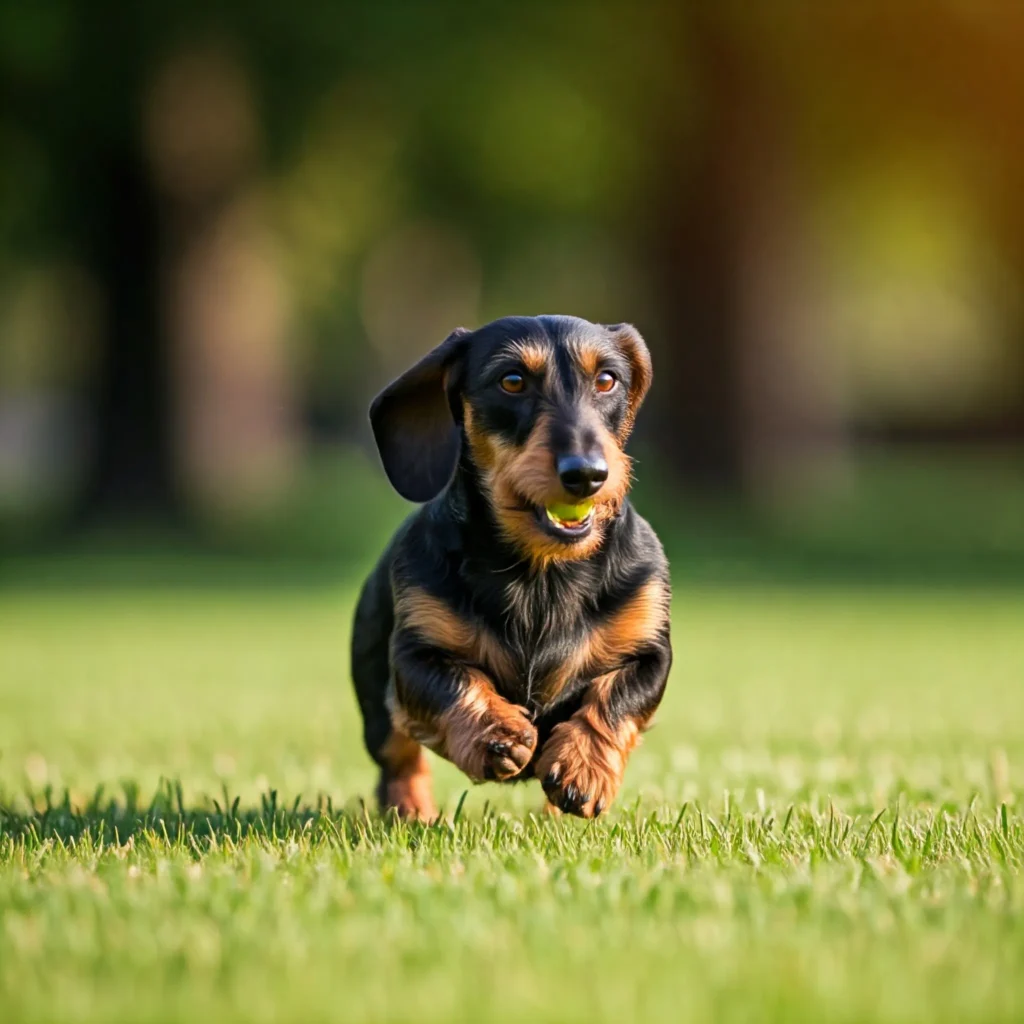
[535, 576, 669, 705]
[510, 340, 549, 377]
[464, 392, 634, 570]
[396, 586, 516, 685]
[594, 422, 632, 511]
[573, 341, 602, 378]
[463, 402, 509, 474]
[587, 576, 669, 667]
[377, 729, 437, 822]
[535, 686, 642, 819]
[487, 413, 621, 568]
[609, 324, 652, 440]
[437, 671, 537, 781]
[389, 665, 537, 783]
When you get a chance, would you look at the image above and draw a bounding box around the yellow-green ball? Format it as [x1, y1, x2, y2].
[546, 500, 594, 522]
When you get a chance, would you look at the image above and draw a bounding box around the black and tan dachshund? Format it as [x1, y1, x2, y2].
[351, 315, 672, 820]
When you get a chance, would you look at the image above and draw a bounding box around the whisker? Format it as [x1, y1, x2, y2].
[491, 559, 525, 574]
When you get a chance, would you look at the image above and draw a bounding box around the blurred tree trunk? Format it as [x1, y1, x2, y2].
[74, 143, 176, 523]
[72, 46, 297, 528]
[647, 70, 744, 491]
[646, 11, 846, 500]
[150, 48, 298, 520]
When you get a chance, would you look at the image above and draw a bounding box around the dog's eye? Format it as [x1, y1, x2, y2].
[595, 371, 617, 394]
[500, 373, 525, 394]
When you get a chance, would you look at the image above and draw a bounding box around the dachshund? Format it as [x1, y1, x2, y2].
[351, 315, 671, 820]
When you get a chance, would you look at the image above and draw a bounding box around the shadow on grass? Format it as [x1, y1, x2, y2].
[0, 782, 456, 849]
[4, 784, 1023, 866]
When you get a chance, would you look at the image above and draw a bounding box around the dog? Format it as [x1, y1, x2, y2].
[351, 315, 672, 820]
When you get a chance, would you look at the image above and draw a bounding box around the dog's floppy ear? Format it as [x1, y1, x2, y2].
[369, 327, 471, 502]
[605, 323, 652, 437]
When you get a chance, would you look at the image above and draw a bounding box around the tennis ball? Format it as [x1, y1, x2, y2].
[545, 500, 594, 523]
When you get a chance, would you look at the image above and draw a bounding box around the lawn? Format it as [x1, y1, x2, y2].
[1, 581, 1023, 1022]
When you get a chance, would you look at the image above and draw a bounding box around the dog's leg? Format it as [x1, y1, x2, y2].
[373, 727, 437, 822]
[354, 635, 438, 822]
[352, 558, 439, 821]
[390, 643, 538, 784]
[360, 661, 436, 821]
[536, 646, 671, 818]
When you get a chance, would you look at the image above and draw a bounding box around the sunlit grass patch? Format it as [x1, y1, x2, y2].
[1, 584, 1022, 1022]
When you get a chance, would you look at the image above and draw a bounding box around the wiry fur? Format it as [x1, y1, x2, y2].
[352, 315, 672, 820]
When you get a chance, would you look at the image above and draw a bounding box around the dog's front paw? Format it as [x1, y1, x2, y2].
[446, 698, 538, 782]
[536, 715, 628, 818]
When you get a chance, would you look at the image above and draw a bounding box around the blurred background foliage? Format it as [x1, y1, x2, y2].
[1, 0, 1023, 583]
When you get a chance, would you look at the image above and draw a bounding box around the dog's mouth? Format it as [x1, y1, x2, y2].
[533, 500, 595, 542]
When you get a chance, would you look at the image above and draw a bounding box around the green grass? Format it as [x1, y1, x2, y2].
[1, 582, 1023, 1022]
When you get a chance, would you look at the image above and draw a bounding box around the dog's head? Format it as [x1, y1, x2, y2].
[370, 315, 652, 565]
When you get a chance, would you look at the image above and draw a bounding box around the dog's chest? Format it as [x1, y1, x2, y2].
[481, 576, 595, 711]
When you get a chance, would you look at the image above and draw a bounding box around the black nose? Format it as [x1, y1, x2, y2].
[557, 454, 608, 498]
